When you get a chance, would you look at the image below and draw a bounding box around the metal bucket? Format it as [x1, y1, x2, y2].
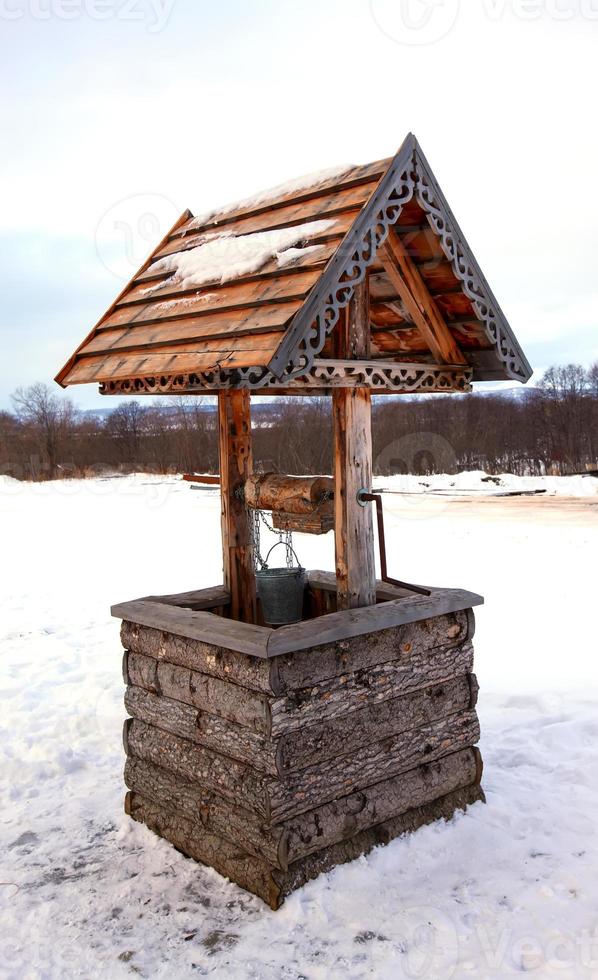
[256, 543, 306, 625]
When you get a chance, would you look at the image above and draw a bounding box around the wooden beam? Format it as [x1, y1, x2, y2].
[218, 391, 257, 623]
[335, 276, 371, 357]
[378, 232, 467, 365]
[332, 281, 376, 609]
[333, 388, 376, 609]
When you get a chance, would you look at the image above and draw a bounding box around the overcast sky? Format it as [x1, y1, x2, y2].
[1, 0, 597, 410]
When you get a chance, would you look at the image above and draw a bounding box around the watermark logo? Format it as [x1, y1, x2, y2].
[370, 0, 598, 46]
[376, 431, 457, 478]
[369, 0, 459, 46]
[0, 0, 176, 31]
[95, 192, 180, 281]
[375, 431, 458, 521]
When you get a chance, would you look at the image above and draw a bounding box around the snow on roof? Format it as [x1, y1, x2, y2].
[144, 220, 335, 293]
[189, 164, 356, 229]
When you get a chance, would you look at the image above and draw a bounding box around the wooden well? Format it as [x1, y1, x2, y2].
[56, 133, 531, 906]
[116, 576, 484, 908]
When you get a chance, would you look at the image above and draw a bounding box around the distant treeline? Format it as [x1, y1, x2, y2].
[1, 363, 597, 481]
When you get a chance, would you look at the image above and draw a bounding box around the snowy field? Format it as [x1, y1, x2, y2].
[1, 472, 597, 979]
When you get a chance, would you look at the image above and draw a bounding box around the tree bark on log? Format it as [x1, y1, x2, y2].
[124, 674, 476, 776]
[124, 747, 482, 871]
[244, 473, 334, 515]
[121, 620, 275, 693]
[271, 609, 474, 693]
[269, 642, 475, 735]
[277, 673, 477, 773]
[267, 709, 480, 822]
[121, 609, 472, 696]
[126, 641, 474, 738]
[124, 685, 279, 776]
[127, 781, 485, 909]
[125, 708, 479, 822]
[126, 652, 271, 734]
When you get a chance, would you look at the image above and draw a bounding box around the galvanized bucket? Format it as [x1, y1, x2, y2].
[256, 542, 306, 625]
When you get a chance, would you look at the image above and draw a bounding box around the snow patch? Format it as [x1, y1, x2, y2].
[275, 243, 326, 269]
[1, 474, 596, 976]
[143, 221, 335, 293]
[189, 164, 356, 229]
[149, 293, 217, 312]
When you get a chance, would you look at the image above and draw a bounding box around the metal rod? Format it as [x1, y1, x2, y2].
[358, 491, 431, 597]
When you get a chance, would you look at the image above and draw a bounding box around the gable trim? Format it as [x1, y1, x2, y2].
[267, 136, 532, 384]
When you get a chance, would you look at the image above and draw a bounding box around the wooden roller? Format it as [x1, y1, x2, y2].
[244, 473, 334, 515]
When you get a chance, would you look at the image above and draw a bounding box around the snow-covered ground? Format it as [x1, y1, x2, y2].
[1, 472, 597, 979]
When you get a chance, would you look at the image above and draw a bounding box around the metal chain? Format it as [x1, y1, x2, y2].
[246, 503, 294, 570]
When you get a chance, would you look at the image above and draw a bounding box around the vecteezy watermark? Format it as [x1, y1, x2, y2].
[369, 0, 460, 46]
[95, 192, 181, 281]
[370, 0, 598, 46]
[0, 0, 176, 32]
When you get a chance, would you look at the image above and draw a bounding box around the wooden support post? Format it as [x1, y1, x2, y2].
[333, 279, 376, 610]
[218, 391, 257, 624]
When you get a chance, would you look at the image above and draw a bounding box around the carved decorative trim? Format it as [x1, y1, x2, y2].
[99, 360, 472, 396]
[267, 135, 418, 379]
[413, 148, 532, 382]
[266, 135, 530, 385]
[98, 136, 530, 394]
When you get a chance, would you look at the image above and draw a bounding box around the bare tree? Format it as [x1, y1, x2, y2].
[11, 383, 78, 478]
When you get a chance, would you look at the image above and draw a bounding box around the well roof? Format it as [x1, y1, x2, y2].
[56, 134, 531, 395]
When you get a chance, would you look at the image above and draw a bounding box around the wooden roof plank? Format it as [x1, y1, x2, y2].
[129, 239, 340, 295]
[54, 208, 192, 387]
[77, 302, 299, 356]
[100, 270, 321, 330]
[174, 158, 392, 237]
[64, 342, 279, 385]
[156, 184, 376, 260]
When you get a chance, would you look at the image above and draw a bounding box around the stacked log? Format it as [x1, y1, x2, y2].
[121, 609, 484, 908]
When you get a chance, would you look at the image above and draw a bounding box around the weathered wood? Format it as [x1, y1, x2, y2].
[125, 708, 479, 822]
[378, 232, 467, 365]
[126, 652, 271, 734]
[267, 587, 483, 656]
[244, 473, 333, 515]
[126, 718, 268, 815]
[278, 673, 477, 773]
[120, 619, 275, 691]
[127, 634, 474, 738]
[121, 606, 474, 694]
[113, 601, 270, 657]
[124, 747, 481, 871]
[113, 585, 483, 658]
[124, 673, 475, 776]
[127, 781, 485, 909]
[268, 709, 480, 822]
[271, 511, 333, 535]
[270, 641, 475, 735]
[335, 277, 371, 358]
[333, 386, 376, 609]
[141, 584, 230, 610]
[280, 747, 483, 868]
[124, 685, 279, 775]
[218, 390, 256, 623]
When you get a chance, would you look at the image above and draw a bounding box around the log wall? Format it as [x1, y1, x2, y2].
[120, 604, 484, 908]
